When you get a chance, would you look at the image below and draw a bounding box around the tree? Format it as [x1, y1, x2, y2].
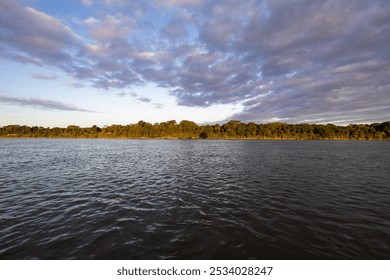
[199, 132, 208, 139]
[179, 120, 198, 138]
[1, 120, 389, 140]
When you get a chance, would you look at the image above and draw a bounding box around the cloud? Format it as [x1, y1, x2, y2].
[116, 92, 151, 103]
[1, 0, 389, 124]
[84, 17, 99, 26]
[0, 95, 96, 112]
[155, 0, 205, 8]
[31, 73, 57, 80]
[181, 0, 390, 123]
[88, 14, 135, 42]
[0, 0, 81, 74]
[81, 0, 93, 6]
[137, 97, 151, 103]
[117, 92, 137, 98]
[162, 17, 188, 40]
[2, 51, 43, 66]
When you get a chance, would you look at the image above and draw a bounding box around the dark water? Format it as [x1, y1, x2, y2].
[0, 139, 389, 259]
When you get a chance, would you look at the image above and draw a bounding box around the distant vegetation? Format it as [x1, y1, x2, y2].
[0, 120, 389, 140]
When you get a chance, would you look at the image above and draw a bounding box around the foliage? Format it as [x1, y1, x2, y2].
[0, 121, 389, 140]
[199, 132, 208, 139]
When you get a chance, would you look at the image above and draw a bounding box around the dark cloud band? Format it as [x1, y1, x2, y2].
[0, 95, 95, 112]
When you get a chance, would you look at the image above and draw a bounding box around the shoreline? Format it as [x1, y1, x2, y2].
[1, 121, 389, 141]
[0, 136, 388, 141]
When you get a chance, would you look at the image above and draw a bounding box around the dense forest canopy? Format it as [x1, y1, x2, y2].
[0, 121, 389, 140]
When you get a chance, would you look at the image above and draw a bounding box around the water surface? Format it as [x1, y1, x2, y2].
[0, 139, 389, 259]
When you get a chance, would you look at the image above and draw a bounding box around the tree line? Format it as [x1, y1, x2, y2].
[0, 120, 389, 140]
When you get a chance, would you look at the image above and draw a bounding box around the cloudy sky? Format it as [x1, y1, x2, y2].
[0, 0, 389, 127]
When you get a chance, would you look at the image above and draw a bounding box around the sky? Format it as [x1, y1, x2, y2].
[0, 0, 389, 127]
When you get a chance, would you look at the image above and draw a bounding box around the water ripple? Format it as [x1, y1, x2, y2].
[0, 139, 389, 259]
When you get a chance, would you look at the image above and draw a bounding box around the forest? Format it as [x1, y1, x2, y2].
[0, 120, 389, 140]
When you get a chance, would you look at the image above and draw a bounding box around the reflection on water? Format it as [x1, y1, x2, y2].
[0, 139, 389, 259]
